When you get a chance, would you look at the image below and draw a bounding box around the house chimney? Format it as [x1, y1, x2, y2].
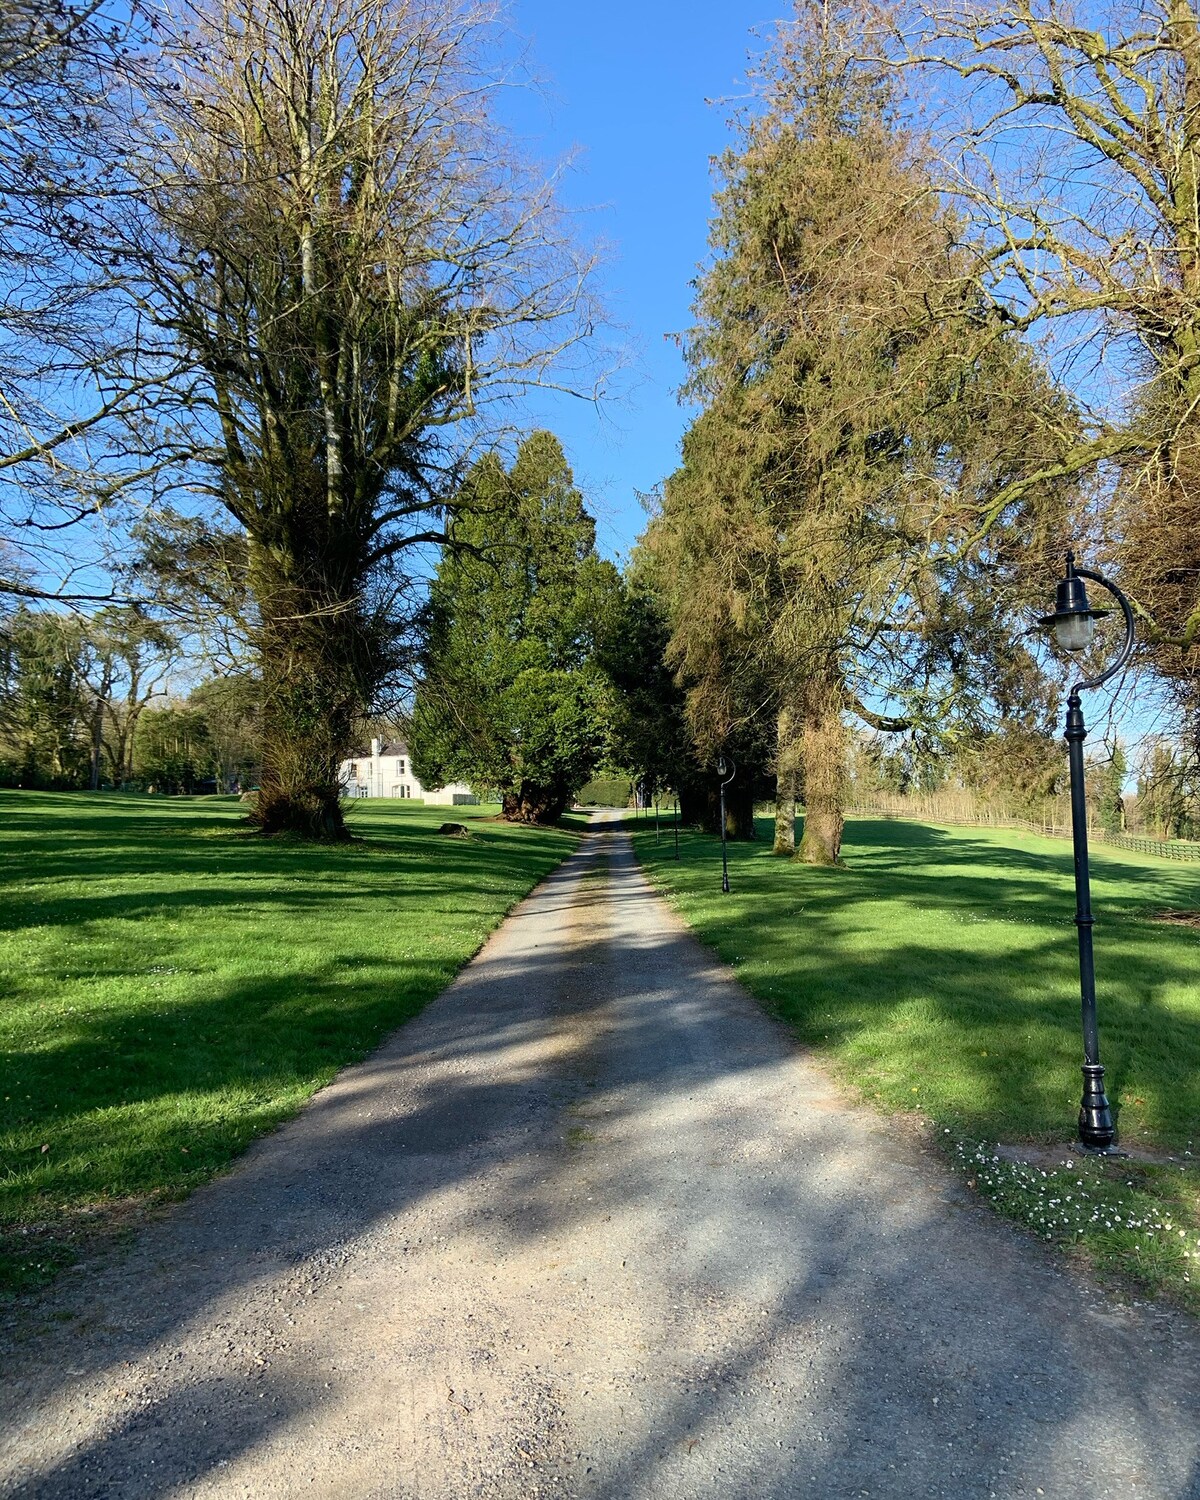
[371, 737, 380, 758]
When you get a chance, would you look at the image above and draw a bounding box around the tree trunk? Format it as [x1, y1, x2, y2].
[248, 545, 366, 841]
[696, 780, 757, 839]
[89, 702, 104, 791]
[88, 660, 114, 791]
[111, 701, 132, 787]
[502, 781, 569, 824]
[797, 680, 847, 865]
[677, 776, 707, 828]
[254, 653, 353, 839]
[726, 781, 757, 839]
[773, 703, 798, 855]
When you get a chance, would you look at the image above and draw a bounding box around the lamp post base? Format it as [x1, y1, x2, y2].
[1078, 1063, 1116, 1151]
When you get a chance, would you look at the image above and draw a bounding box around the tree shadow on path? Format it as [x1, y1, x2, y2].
[3, 831, 1200, 1499]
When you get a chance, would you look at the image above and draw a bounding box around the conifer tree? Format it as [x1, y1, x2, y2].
[652, 1, 1074, 864]
[411, 432, 617, 823]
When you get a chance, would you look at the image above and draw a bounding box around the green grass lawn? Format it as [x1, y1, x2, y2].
[634, 813, 1200, 1312]
[0, 791, 579, 1296]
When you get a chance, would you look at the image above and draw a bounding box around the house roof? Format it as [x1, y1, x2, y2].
[345, 741, 409, 759]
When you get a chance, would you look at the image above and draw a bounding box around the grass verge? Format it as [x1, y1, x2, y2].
[1, 791, 579, 1296]
[632, 813, 1200, 1313]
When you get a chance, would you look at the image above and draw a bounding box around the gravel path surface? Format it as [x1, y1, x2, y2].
[3, 816, 1200, 1499]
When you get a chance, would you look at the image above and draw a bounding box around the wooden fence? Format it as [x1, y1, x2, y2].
[845, 801, 1200, 864]
[1099, 831, 1200, 862]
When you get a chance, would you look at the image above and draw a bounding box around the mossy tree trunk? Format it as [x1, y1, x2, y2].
[501, 782, 570, 824]
[248, 540, 376, 842]
[773, 702, 798, 856]
[797, 679, 847, 865]
[102, 0, 593, 842]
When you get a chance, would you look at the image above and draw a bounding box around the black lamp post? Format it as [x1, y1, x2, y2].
[1037, 551, 1135, 1152]
[674, 795, 680, 860]
[716, 754, 736, 893]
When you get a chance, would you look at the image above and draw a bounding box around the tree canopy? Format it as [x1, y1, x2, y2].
[650, 1, 1076, 863]
[907, 0, 1200, 733]
[411, 432, 618, 823]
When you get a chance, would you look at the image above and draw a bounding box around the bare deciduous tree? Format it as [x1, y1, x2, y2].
[905, 0, 1200, 717]
[101, 0, 598, 836]
[76, 606, 178, 787]
[0, 0, 152, 595]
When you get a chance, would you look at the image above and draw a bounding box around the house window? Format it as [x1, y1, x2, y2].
[397, 758, 407, 775]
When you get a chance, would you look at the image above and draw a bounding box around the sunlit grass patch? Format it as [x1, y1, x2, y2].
[0, 791, 579, 1296]
[634, 814, 1200, 1312]
[948, 1138, 1200, 1309]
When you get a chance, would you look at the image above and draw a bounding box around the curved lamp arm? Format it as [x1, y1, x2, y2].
[717, 755, 737, 789]
[1071, 567, 1135, 695]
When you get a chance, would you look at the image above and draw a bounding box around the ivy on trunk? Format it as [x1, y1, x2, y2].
[94, 0, 593, 838]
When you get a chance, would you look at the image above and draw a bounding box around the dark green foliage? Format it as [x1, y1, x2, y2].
[593, 565, 677, 794]
[592, 552, 706, 806]
[411, 433, 618, 823]
[132, 706, 211, 793]
[1, 610, 91, 787]
[577, 776, 633, 808]
[0, 604, 182, 790]
[186, 674, 260, 790]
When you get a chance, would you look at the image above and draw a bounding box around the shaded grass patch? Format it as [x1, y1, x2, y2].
[1, 791, 579, 1295]
[634, 814, 1200, 1312]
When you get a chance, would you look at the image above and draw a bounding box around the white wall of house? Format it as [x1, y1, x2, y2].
[337, 739, 478, 805]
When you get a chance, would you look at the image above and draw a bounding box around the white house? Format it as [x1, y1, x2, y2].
[338, 739, 478, 806]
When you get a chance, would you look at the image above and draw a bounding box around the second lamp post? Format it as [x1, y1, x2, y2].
[716, 754, 736, 893]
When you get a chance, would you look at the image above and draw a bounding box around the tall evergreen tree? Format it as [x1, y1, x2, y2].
[652, 1, 1074, 864]
[411, 432, 617, 824]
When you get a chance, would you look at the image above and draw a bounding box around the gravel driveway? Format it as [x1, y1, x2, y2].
[3, 816, 1199, 1499]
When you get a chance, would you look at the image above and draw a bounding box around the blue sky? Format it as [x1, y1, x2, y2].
[7, 1, 777, 595]
[502, 0, 781, 562]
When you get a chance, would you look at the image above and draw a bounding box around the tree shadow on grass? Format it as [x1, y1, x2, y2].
[0, 797, 574, 934]
[4, 836, 1200, 1498]
[638, 816, 1200, 1146]
[1, 955, 463, 1211]
[0, 792, 582, 1286]
[844, 816, 1200, 913]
